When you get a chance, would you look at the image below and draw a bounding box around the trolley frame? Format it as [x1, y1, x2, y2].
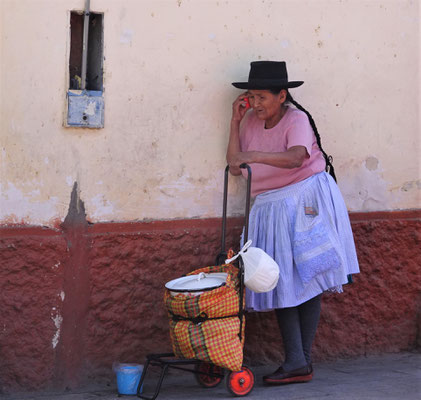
[135, 164, 252, 400]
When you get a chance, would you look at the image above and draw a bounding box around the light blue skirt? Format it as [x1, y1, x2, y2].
[243, 172, 359, 311]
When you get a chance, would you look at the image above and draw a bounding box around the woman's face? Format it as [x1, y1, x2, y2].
[247, 89, 286, 122]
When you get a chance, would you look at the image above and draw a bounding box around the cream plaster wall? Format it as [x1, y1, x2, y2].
[1, 0, 419, 226]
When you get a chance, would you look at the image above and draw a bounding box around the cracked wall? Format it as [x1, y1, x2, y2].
[1, 0, 419, 227]
[1, 212, 420, 391]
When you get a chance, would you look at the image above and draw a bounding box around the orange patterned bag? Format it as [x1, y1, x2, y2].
[164, 261, 245, 372]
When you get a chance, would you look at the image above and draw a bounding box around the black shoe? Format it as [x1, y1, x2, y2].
[263, 364, 313, 385]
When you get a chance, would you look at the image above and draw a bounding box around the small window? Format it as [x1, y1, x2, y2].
[67, 9, 104, 128]
[69, 11, 103, 90]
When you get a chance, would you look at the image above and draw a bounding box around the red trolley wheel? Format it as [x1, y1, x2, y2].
[195, 362, 224, 388]
[226, 366, 254, 397]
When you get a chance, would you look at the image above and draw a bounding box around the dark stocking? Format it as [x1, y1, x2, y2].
[275, 294, 322, 371]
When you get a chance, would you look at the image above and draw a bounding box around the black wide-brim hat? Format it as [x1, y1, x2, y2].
[232, 61, 303, 90]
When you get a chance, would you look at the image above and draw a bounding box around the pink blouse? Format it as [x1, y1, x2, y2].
[240, 106, 325, 197]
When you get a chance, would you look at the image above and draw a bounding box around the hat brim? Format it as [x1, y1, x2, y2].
[232, 80, 304, 90]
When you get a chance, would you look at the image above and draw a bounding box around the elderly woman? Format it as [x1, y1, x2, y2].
[227, 61, 359, 384]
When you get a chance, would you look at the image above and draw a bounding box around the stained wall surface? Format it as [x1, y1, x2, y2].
[1, 0, 420, 393]
[1, 0, 420, 226]
[1, 212, 420, 391]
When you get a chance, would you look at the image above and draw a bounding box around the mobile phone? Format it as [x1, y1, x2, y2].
[243, 97, 250, 110]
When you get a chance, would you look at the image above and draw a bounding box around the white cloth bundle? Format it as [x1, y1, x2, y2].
[225, 240, 280, 293]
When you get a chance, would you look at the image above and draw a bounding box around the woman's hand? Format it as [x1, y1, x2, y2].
[231, 92, 250, 123]
[228, 151, 255, 169]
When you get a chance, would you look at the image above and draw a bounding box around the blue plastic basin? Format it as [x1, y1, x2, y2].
[115, 364, 143, 395]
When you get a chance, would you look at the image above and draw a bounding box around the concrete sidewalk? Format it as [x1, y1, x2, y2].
[3, 352, 420, 400]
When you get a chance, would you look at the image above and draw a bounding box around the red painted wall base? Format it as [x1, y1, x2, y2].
[0, 211, 420, 392]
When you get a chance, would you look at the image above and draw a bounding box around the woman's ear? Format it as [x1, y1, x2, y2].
[279, 89, 287, 104]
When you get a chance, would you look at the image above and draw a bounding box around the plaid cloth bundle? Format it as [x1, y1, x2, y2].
[164, 260, 245, 372]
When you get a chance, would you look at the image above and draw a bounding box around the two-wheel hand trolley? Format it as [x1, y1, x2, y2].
[136, 164, 254, 399]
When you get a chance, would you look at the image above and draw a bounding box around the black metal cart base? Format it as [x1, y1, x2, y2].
[136, 353, 225, 400]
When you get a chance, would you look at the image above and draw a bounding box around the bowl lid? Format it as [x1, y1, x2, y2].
[165, 272, 228, 292]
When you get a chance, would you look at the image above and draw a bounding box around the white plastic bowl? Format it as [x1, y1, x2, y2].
[165, 272, 228, 297]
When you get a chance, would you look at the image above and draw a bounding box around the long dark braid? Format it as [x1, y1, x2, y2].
[285, 92, 337, 182]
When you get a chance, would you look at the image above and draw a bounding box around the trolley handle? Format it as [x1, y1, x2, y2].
[218, 163, 252, 264]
